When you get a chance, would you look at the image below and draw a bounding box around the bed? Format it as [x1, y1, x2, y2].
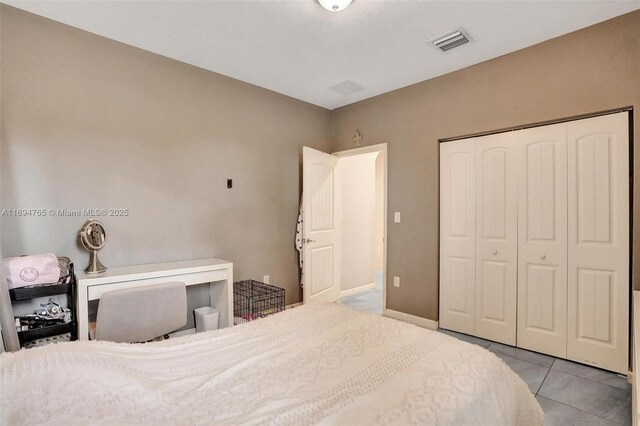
[1, 303, 543, 425]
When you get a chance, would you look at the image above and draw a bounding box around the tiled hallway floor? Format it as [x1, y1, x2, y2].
[439, 329, 632, 425]
[339, 270, 383, 315]
[339, 288, 382, 314]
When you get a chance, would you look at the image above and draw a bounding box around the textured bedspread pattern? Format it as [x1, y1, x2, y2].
[1, 303, 543, 425]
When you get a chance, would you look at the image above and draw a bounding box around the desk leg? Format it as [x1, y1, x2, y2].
[208, 267, 234, 329]
[77, 285, 89, 341]
[227, 267, 234, 327]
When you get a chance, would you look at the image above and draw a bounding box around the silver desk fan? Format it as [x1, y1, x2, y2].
[79, 219, 107, 274]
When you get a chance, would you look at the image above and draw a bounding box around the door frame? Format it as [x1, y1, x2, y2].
[332, 143, 388, 312]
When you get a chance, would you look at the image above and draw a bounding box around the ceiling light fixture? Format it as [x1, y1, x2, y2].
[318, 0, 352, 12]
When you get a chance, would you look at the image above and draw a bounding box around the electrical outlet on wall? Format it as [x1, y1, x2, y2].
[263, 275, 270, 284]
[393, 276, 400, 287]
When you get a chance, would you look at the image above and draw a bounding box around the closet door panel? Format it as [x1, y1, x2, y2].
[567, 112, 629, 374]
[475, 132, 518, 345]
[439, 139, 476, 334]
[516, 123, 568, 358]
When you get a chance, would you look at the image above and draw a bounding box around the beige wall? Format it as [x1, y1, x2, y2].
[2, 5, 640, 324]
[0, 6, 331, 308]
[330, 10, 640, 320]
[0, 5, 20, 351]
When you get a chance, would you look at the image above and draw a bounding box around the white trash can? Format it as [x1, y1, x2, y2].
[194, 307, 219, 332]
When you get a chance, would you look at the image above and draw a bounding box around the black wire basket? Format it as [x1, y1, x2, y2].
[233, 280, 285, 325]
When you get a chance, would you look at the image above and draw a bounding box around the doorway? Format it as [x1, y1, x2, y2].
[301, 143, 387, 314]
[334, 148, 385, 314]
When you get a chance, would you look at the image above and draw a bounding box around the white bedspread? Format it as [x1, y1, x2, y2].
[1, 303, 543, 425]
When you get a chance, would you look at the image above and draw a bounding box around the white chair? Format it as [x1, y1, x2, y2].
[95, 282, 187, 343]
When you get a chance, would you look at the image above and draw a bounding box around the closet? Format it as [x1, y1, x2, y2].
[439, 112, 630, 374]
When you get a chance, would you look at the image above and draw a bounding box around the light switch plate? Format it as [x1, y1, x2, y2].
[393, 276, 400, 287]
[263, 275, 270, 284]
[394, 212, 401, 223]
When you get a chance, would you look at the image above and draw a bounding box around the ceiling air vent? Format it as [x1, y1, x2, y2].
[328, 80, 364, 96]
[431, 29, 471, 52]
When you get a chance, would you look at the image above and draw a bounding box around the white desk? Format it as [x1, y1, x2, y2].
[76, 258, 233, 341]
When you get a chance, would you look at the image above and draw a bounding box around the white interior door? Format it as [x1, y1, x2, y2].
[439, 138, 476, 334]
[567, 112, 629, 374]
[302, 147, 342, 303]
[516, 123, 568, 357]
[475, 132, 518, 345]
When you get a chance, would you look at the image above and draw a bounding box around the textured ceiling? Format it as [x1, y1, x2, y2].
[5, 0, 640, 110]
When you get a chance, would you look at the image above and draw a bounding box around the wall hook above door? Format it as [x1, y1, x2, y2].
[353, 129, 363, 147]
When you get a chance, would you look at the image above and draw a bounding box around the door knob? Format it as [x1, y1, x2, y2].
[540, 254, 546, 260]
[492, 250, 498, 256]
[304, 238, 316, 243]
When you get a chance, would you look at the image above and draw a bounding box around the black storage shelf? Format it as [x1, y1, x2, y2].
[10, 263, 78, 348]
[17, 322, 75, 346]
[10, 282, 73, 301]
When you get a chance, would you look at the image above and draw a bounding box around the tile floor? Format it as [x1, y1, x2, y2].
[439, 329, 632, 425]
[339, 271, 383, 314]
[339, 288, 382, 314]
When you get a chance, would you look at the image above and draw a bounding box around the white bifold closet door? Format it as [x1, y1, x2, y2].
[439, 138, 476, 335]
[475, 132, 518, 345]
[567, 113, 629, 374]
[516, 123, 568, 358]
[438, 112, 629, 373]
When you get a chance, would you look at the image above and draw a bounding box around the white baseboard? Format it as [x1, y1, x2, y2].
[286, 302, 303, 309]
[340, 283, 376, 298]
[383, 309, 438, 330]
